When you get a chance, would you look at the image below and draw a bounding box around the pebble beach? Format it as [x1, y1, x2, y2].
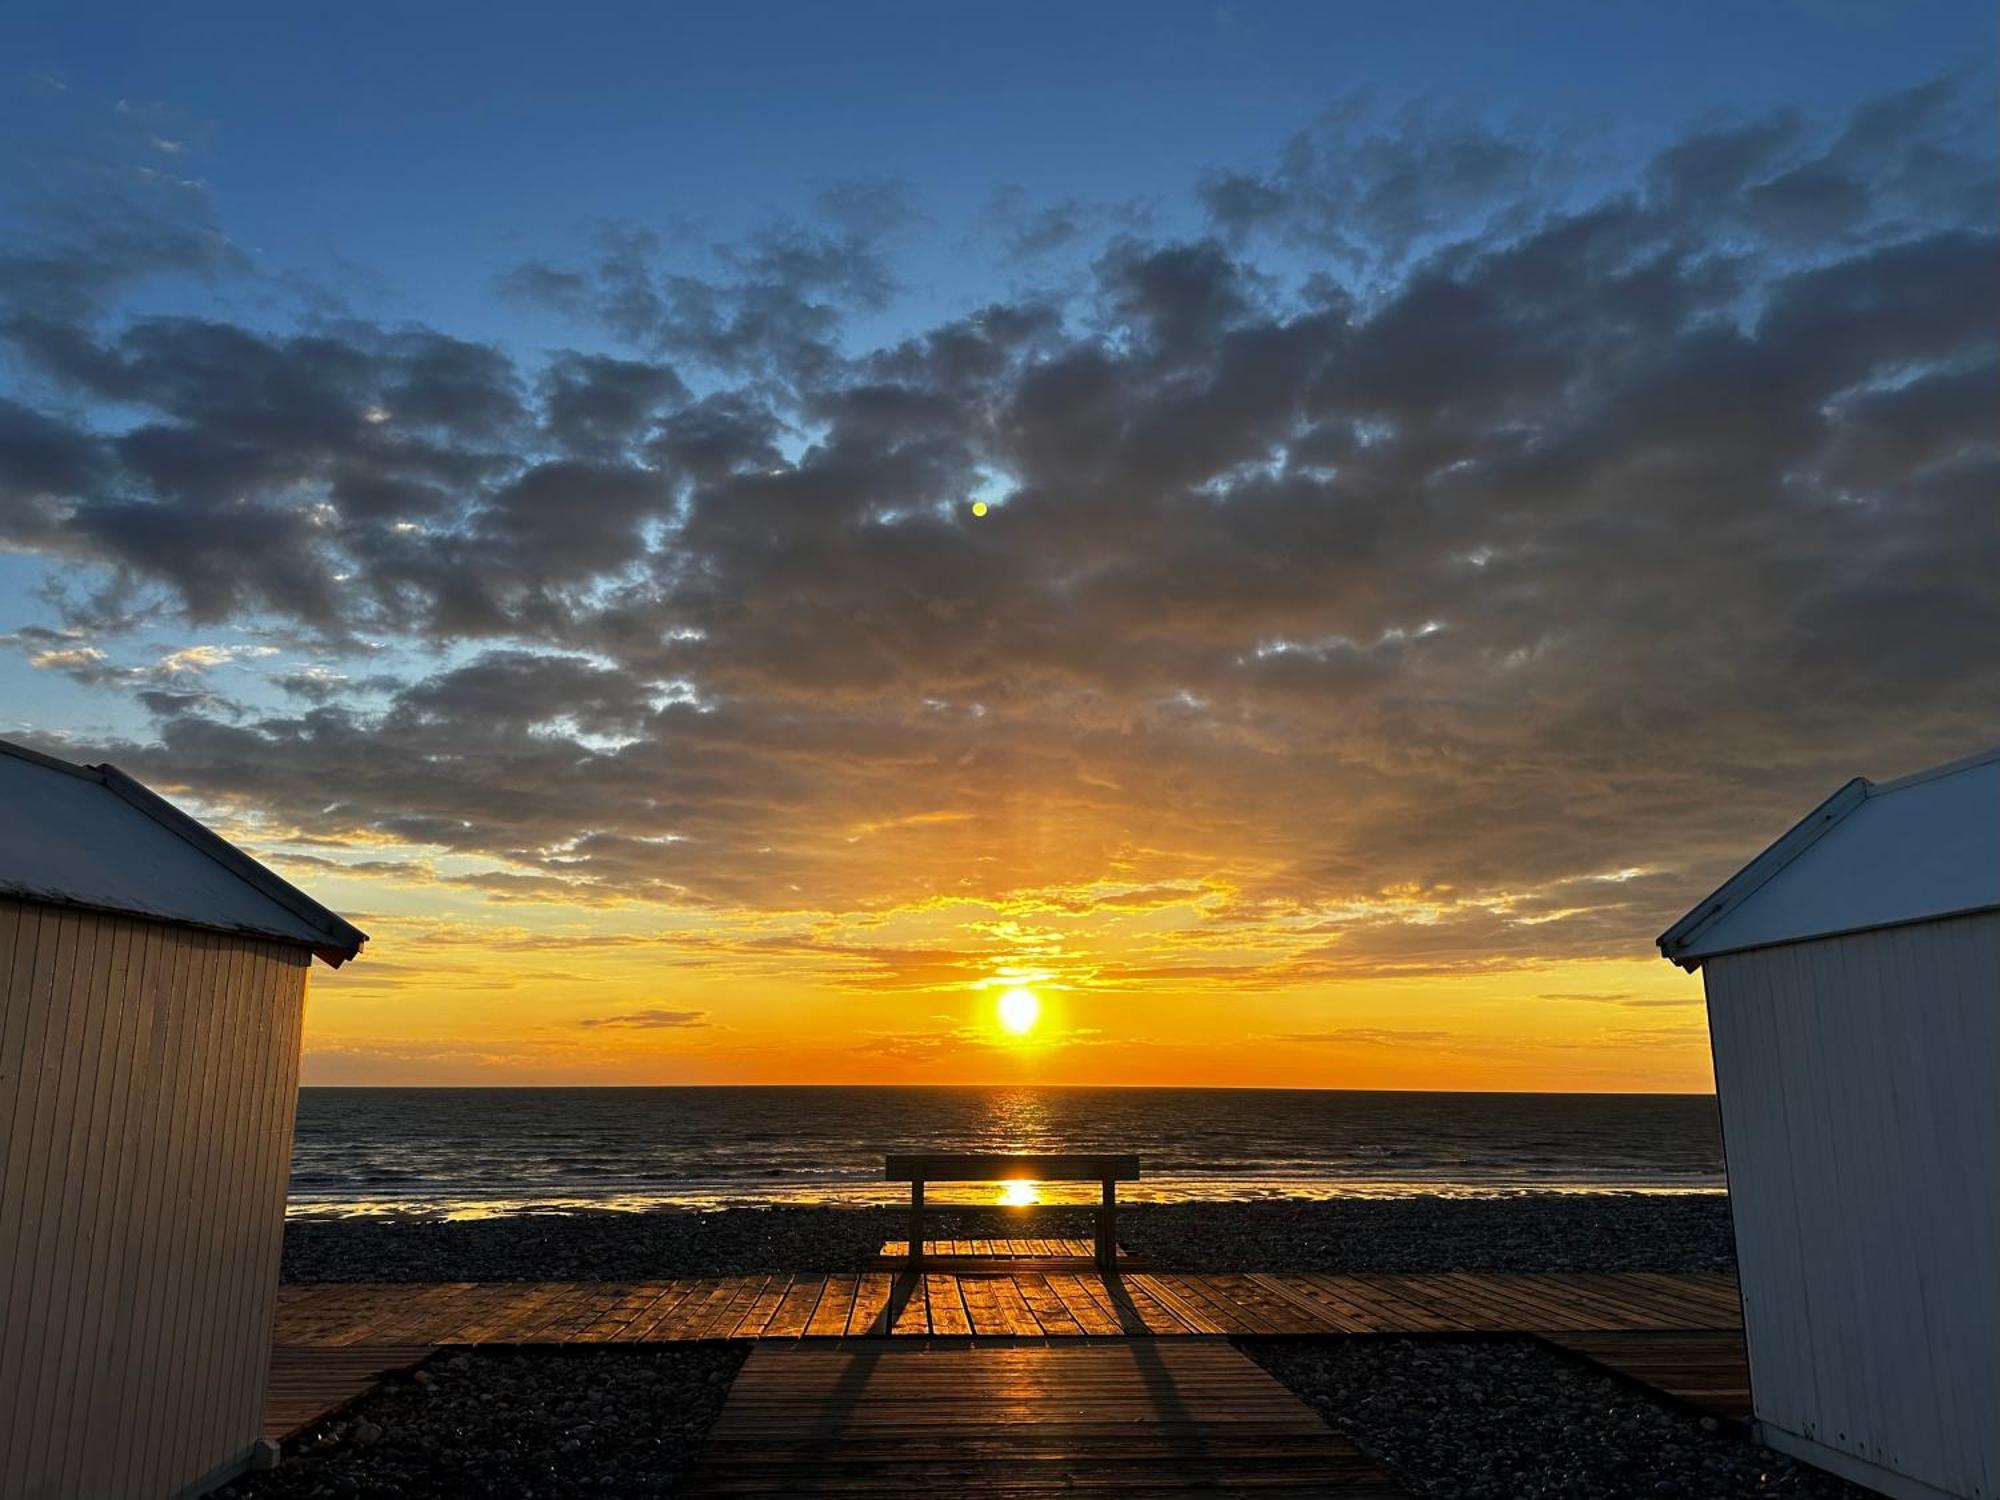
[280, 1193, 1739, 1283]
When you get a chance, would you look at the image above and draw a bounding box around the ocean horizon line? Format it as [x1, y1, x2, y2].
[297, 1081, 1721, 1097]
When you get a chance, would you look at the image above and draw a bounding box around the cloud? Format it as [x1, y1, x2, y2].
[1539, 991, 1704, 1009]
[576, 1008, 712, 1029]
[851, 1022, 1110, 1060]
[1, 77, 1995, 989]
[154, 643, 277, 675]
[1198, 99, 1554, 266]
[1276, 1028, 1454, 1047]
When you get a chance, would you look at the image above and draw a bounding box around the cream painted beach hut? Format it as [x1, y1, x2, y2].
[1659, 747, 1998, 1500]
[0, 737, 364, 1500]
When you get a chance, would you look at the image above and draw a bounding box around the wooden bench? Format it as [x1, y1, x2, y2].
[884, 1153, 1141, 1269]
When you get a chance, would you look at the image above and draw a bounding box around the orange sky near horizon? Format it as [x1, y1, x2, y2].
[281, 853, 1714, 1093]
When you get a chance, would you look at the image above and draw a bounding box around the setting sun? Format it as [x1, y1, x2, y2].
[997, 988, 1041, 1035]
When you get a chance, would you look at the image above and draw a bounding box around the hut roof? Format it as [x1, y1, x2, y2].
[0, 737, 366, 966]
[1659, 745, 2000, 969]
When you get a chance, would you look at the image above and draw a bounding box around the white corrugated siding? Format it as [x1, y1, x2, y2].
[1705, 910, 1999, 1500]
[0, 896, 309, 1500]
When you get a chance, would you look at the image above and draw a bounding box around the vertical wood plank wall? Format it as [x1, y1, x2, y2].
[1705, 911, 1999, 1500]
[0, 897, 311, 1500]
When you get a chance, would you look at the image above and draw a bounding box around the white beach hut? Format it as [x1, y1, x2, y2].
[1659, 747, 1998, 1500]
[0, 738, 364, 1500]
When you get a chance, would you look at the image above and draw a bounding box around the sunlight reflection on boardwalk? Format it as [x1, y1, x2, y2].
[678, 1341, 1411, 1496]
[272, 1268, 1744, 1343]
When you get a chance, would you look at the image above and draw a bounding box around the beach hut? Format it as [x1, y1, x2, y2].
[0, 737, 364, 1499]
[1659, 746, 1998, 1500]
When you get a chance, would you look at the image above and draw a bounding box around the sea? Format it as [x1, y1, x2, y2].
[288, 1087, 1726, 1219]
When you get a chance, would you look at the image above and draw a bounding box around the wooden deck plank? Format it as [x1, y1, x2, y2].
[806, 1275, 858, 1338]
[888, 1275, 931, 1336]
[1313, 1275, 1473, 1333]
[923, 1274, 973, 1336]
[1488, 1273, 1674, 1330]
[699, 1276, 776, 1340]
[1550, 1272, 1718, 1328]
[1095, 1272, 1198, 1335]
[1410, 1273, 1602, 1332]
[1124, 1273, 1226, 1335]
[983, 1275, 1046, 1337]
[269, 1271, 1743, 1343]
[1247, 1274, 1376, 1334]
[583, 1283, 668, 1340]
[845, 1273, 894, 1337]
[679, 1341, 1408, 1496]
[1541, 1328, 1753, 1421]
[532, 1282, 632, 1342]
[1206, 1272, 1325, 1334]
[1011, 1273, 1087, 1337]
[1620, 1271, 1746, 1325]
[1042, 1272, 1124, 1335]
[763, 1277, 828, 1339]
[655, 1280, 740, 1340]
[954, 1273, 1005, 1336]
[729, 1276, 794, 1340]
[1147, 1272, 1264, 1333]
[871, 1237, 1143, 1273]
[261, 1346, 434, 1443]
[617, 1280, 707, 1342]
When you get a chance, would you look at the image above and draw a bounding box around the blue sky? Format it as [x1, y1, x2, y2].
[5, 0, 1987, 351]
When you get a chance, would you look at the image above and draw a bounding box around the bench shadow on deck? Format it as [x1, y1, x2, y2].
[678, 1339, 1410, 1496]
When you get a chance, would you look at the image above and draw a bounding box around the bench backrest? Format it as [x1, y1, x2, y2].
[884, 1152, 1140, 1183]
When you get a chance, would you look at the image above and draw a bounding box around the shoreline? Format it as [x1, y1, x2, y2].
[286, 1184, 1736, 1224]
[284, 1177, 1726, 1222]
[282, 1192, 1738, 1283]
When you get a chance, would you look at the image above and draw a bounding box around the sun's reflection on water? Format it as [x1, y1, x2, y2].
[997, 1179, 1040, 1207]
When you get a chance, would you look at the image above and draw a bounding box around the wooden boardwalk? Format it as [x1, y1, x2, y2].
[260, 1266, 1747, 1457]
[273, 1270, 1742, 1345]
[1540, 1328, 1754, 1421]
[262, 1345, 434, 1441]
[680, 1340, 1408, 1496]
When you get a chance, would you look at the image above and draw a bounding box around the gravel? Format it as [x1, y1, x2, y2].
[282, 1205, 889, 1283]
[1118, 1195, 1737, 1273]
[1243, 1337, 1870, 1499]
[281, 1194, 1736, 1282]
[207, 1346, 743, 1499]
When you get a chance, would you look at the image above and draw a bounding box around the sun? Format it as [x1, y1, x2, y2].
[997, 987, 1040, 1035]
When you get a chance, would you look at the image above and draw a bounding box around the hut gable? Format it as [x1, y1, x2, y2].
[0, 737, 365, 965]
[1659, 746, 2000, 969]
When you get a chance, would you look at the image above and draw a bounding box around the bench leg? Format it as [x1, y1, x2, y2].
[908, 1179, 924, 1268]
[1096, 1179, 1116, 1269]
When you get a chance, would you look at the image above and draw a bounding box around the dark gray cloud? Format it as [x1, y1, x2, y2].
[500, 188, 914, 381]
[0, 86, 241, 324]
[2, 81, 1996, 971]
[1200, 100, 1552, 266]
[979, 186, 1155, 262]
